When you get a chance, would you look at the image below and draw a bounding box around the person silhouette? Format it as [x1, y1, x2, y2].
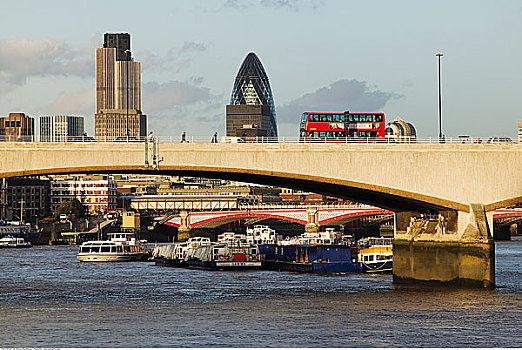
[181, 132, 186, 143]
[211, 132, 218, 143]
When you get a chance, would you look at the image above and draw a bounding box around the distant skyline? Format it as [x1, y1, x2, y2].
[1, 0, 521, 138]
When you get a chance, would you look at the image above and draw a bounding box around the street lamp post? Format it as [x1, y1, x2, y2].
[436, 53, 443, 142]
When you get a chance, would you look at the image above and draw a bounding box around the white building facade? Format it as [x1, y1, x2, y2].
[40, 115, 84, 142]
[50, 175, 118, 214]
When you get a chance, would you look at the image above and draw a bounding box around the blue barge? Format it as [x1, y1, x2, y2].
[258, 244, 362, 273]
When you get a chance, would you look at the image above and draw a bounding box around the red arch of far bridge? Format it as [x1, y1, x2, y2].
[165, 212, 307, 228]
[492, 210, 522, 219]
[163, 209, 393, 229]
[318, 209, 393, 225]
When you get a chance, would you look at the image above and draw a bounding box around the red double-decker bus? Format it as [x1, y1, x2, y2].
[299, 111, 385, 141]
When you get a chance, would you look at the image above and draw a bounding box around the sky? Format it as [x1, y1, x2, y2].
[1, 0, 521, 139]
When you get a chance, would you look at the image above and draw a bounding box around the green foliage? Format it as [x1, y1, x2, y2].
[55, 199, 87, 219]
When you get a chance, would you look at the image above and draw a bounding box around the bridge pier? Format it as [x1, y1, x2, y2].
[304, 207, 319, 233]
[177, 211, 191, 241]
[393, 204, 495, 289]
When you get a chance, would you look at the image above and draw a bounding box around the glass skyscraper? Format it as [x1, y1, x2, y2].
[227, 52, 278, 138]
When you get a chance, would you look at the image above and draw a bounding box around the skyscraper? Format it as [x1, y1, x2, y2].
[40, 115, 84, 142]
[226, 52, 278, 138]
[95, 33, 146, 140]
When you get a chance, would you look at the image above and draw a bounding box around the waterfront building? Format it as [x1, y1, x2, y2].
[50, 175, 118, 214]
[226, 52, 278, 138]
[384, 117, 417, 141]
[0, 113, 35, 142]
[0, 177, 51, 221]
[39, 115, 84, 142]
[95, 33, 146, 141]
[280, 188, 343, 205]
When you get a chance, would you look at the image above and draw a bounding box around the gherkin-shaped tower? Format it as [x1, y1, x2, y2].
[228, 52, 278, 137]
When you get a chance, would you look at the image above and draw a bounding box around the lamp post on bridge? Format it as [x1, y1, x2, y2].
[436, 53, 444, 142]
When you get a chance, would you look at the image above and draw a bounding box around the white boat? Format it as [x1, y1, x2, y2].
[357, 237, 393, 273]
[77, 232, 151, 262]
[245, 225, 279, 244]
[278, 228, 340, 246]
[154, 235, 261, 269]
[0, 236, 32, 248]
[0, 222, 42, 245]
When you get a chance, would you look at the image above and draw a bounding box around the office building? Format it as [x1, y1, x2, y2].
[0, 113, 35, 142]
[40, 115, 84, 142]
[95, 33, 146, 140]
[226, 52, 278, 138]
[0, 177, 51, 221]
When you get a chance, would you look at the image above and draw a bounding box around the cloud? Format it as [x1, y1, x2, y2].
[139, 42, 207, 74]
[38, 88, 94, 116]
[0, 38, 92, 93]
[143, 79, 218, 115]
[276, 79, 402, 126]
[224, 0, 323, 10]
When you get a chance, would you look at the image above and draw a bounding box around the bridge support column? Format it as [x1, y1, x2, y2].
[393, 204, 495, 289]
[305, 207, 319, 233]
[177, 211, 191, 241]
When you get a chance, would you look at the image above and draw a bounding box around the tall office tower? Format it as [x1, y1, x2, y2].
[0, 112, 35, 141]
[40, 115, 84, 142]
[95, 33, 146, 141]
[226, 52, 278, 138]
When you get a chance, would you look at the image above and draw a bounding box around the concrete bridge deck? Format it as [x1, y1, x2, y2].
[1, 142, 521, 213]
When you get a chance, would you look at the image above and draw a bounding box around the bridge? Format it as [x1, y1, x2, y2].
[1, 141, 521, 288]
[161, 205, 392, 230]
[158, 205, 519, 233]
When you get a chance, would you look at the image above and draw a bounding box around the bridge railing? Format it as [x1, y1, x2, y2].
[1, 135, 518, 144]
[236, 202, 380, 210]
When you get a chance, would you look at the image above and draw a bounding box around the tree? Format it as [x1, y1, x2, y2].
[55, 199, 87, 220]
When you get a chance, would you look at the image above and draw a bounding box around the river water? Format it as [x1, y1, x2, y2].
[1, 239, 521, 348]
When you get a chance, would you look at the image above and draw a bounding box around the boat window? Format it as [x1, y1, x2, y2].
[90, 246, 100, 253]
[100, 245, 110, 253]
[251, 248, 257, 255]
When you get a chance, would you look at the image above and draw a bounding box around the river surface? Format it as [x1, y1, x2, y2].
[1, 239, 522, 348]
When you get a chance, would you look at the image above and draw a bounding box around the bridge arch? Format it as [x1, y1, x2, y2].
[3, 164, 470, 213]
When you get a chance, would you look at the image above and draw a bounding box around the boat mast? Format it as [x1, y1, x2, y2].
[20, 199, 24, 223]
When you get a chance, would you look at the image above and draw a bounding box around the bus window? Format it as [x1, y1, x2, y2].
[359, 131, 378, 138]
[326, 115, 333, 122]
[302, 113, 308, 122]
